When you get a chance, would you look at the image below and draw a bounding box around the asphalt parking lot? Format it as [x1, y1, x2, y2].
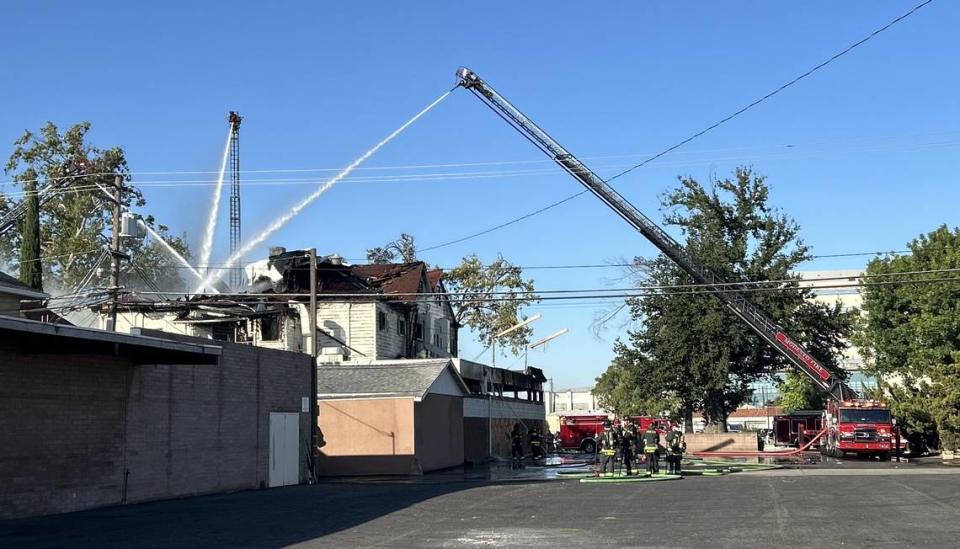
[2, 459, 959, 548]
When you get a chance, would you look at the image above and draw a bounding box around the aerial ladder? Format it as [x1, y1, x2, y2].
[456, 67, 853, 401]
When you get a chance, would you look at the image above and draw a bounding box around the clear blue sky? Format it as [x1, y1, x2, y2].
[2, 1, 956, 387]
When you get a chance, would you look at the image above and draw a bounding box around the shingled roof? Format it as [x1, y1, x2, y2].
[317, 359, 468, 400]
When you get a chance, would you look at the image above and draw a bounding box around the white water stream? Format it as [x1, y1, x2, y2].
[140, 220, 210, 291]
[197, 123, 235, 277]
[193, 90, 452, 293]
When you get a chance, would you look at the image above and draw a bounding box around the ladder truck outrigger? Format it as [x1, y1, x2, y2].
[455, 67, 897, 459]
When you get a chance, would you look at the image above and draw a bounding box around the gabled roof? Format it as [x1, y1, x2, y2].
[317, 359, 469, 401]
[426, 269, 443, 291]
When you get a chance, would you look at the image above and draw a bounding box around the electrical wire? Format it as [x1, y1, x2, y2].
[421, 0, 937, 252]
[8, 274, 958, 317]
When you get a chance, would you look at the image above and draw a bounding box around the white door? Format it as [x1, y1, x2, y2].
[269, 412, 300, 487]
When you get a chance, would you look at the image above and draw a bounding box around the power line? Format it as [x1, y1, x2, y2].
[10, 273, 959, 317]
[421, 0, 936, 252]
[138, 249, 912, 271]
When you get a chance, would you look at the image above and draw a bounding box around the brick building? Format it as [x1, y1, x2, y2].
[0, 317, 313, 520]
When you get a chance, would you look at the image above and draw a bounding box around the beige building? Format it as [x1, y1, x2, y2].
[799, 270, 864, 371]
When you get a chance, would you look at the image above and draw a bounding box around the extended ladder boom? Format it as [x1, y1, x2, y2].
[456, 67, 846, 399]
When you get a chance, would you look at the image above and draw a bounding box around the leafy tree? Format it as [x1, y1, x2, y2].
[593, 343, 678, 419]
[444, 254, 538, 356]
[598, 168, 853, 431]
[367, 233, 417, 264]
[365, 234, 539, 355]
[855, 225, 960, 452]
[776, 371, 825, 412]
[1, 122, 191, 294]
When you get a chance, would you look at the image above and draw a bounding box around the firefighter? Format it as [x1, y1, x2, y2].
[619, 417, 636, 476]
[643, 423, 661, 475]
[596, 419, 617, 476]
[665, 426, 686, 475]
[529, 425, 545, 461]
[510, 423, 524, 468]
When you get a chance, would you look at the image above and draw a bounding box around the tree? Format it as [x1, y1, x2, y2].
[2, 122, 192, 294]
[367, 233, 417, 264]
[444, 254, 539, 356]
[776, 371, 825, 412]
[855, 225, 960, 452]
[597, 168, 853, 431]
[365, 234, 539, 355]
[19, 174, 42, 291]
[593, 342, 678, 418]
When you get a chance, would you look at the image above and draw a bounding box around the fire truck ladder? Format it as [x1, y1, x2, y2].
[455, 67, 851, 401]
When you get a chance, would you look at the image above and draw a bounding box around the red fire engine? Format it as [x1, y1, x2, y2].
[821, 399, 896, 459]
[558, 415, 675, 454]
[773, 411, 823, 448]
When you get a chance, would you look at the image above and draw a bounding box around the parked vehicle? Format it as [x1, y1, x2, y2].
[557, 415, 676, 454]
[821, 399, 897, 459]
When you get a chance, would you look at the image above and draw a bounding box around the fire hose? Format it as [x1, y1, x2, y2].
[693, 428, 826, 458]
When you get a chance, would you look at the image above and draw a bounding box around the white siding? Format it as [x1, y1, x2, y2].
[310, 302, 377, 360]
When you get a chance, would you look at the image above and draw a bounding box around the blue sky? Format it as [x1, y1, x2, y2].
[2, 1, 956, 387]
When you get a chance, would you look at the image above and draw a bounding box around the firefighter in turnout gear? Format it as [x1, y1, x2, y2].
[510, 423, 524, 468]
[643, 424, 661, 474]
[665, 426, 686, 475]
[619, 417, 637, 476]
[529, 425, 545, 461]
[596, 419, 617, 476]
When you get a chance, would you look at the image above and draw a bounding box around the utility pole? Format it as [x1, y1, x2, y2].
[307, 248, 318, 480]
[108, 174, 124, 331]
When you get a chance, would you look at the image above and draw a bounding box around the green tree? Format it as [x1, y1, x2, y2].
[599, 168, 853, 431]
[776, 371, 825, 412]
[593, 343, 678, 418]
[2, 122, 191, 294]
[19, 174, 42, 291]
[365, 235, 539, 355]
[444, 253, 539, 356]
[855, 225, 960, 452]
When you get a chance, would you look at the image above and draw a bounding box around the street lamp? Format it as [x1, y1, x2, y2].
[487, 314, 541, 459]
[525, 328, 569, 369]
[491, 314, 541, 369]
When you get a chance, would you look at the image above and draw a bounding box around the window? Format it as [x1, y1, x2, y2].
[414, 320, 424, 341]
[397, 318, 406, 336]
[260, 316, 280, 341]
[377, 310, 387, 332]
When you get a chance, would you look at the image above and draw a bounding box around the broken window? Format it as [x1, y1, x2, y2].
[260, 315, 280, 341]
[377, 310, 387, 332]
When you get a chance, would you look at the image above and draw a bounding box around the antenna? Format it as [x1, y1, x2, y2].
[228, 111, 243, 287]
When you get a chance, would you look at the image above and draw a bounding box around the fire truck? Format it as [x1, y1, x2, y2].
[454, 67, 895, 459]
[822, 399, 896, 459]
[773, 411, 823, 448]
[558, 415, 676, 454]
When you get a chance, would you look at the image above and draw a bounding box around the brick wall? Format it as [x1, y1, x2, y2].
[0, 332, 312, 519]
[0, 349, 129, 519]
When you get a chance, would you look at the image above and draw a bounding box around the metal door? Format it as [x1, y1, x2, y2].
[269, 412, 300, 487]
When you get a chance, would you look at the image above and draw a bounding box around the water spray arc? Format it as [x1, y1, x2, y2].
[193, 90, 453, 293]
[138, 219, 209, 289]
[197, 115, 239, 279]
